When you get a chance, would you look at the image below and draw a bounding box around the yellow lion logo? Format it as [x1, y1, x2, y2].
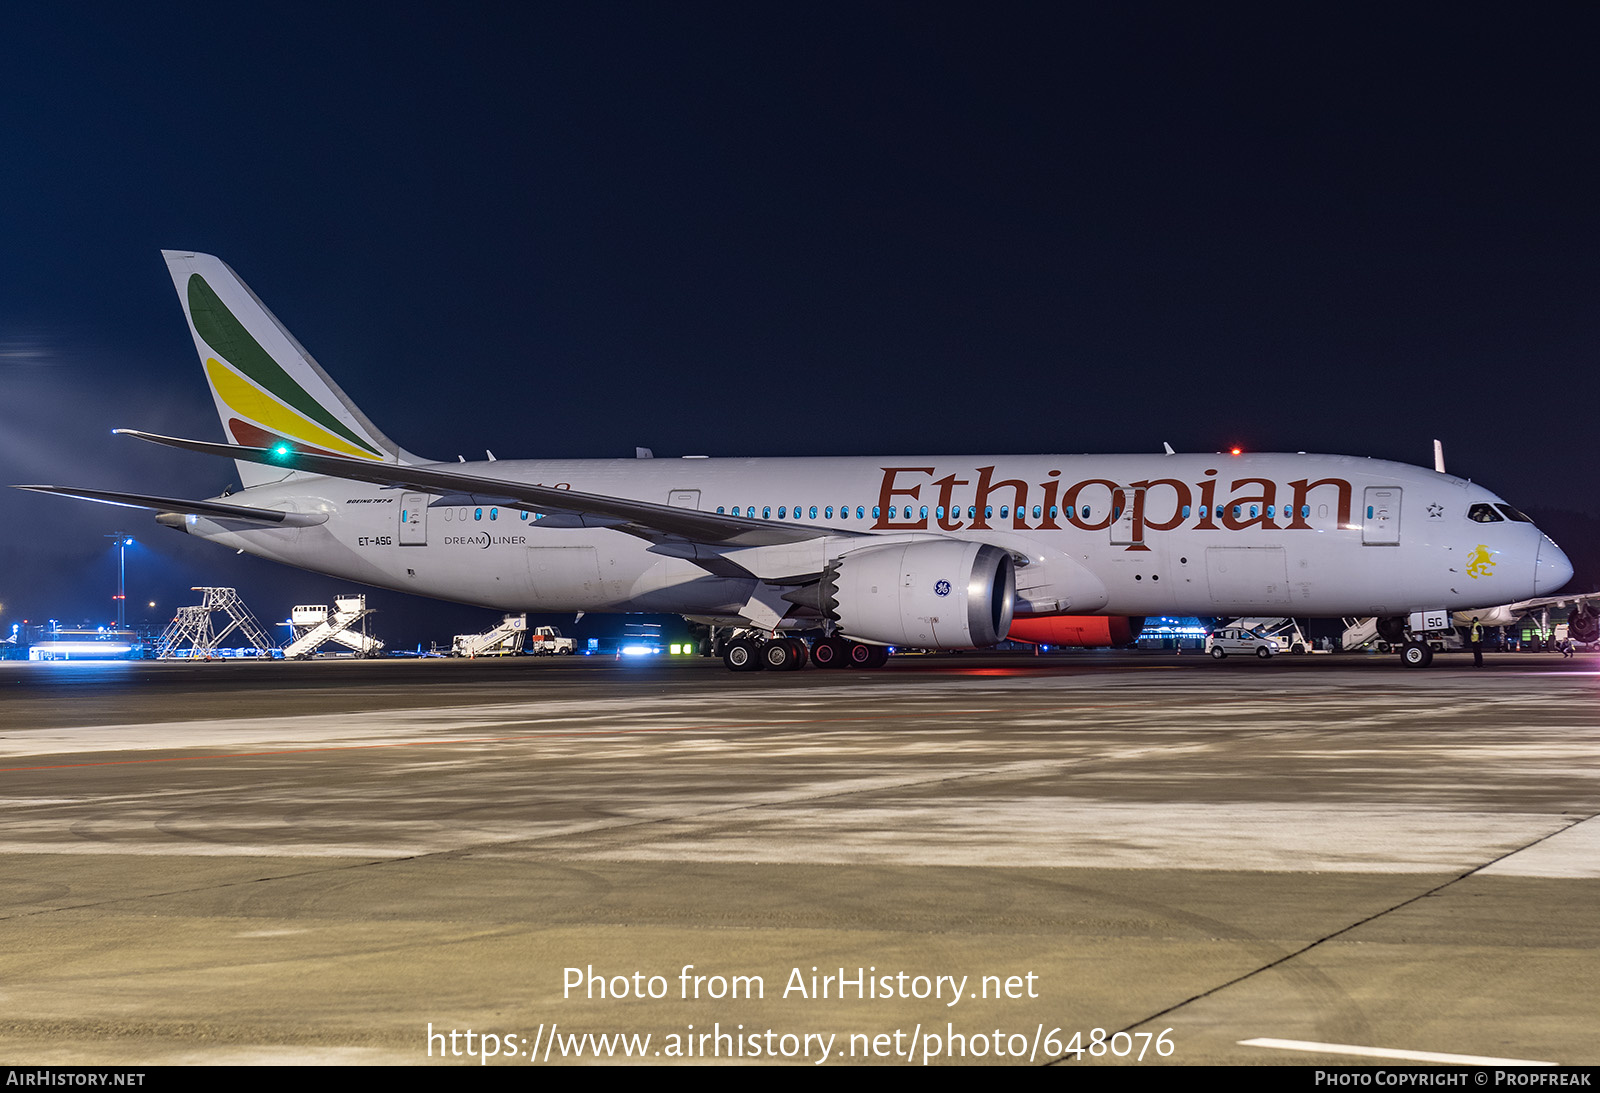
[1466, 544, 1497, 579]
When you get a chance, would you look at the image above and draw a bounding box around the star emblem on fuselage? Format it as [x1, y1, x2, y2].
[1427, 503, 1444, 518]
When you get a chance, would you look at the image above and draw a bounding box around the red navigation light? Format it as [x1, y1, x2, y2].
[1230, 447, 1242, 455]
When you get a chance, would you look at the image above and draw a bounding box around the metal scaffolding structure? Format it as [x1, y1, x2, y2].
[153, 587, 278, 659]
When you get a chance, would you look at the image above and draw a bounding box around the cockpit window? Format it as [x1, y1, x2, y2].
[1495, 504, 1534, 523]
[1468, 503, 1504, 523]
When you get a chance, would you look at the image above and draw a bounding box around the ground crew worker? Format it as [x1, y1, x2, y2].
[1471, 618, 1483, 667]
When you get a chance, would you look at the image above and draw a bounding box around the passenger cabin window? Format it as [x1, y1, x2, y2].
[1468, 503, 1504, 523]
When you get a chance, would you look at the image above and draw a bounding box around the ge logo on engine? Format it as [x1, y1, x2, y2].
[934, 579, 952, 597]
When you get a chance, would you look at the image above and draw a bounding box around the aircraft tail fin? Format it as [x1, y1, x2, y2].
[161, 251, 425, 488]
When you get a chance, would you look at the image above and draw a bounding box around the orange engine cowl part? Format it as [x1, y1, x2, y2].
[1006, 615, 1144, 647]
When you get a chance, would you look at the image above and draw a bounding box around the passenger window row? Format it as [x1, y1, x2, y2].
[717, 504, 871, 520]
[440, 507, 542, 522]
[708, 502, 1319, 522]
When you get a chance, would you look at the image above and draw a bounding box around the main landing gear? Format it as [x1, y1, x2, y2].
[721, 634, 888, 672]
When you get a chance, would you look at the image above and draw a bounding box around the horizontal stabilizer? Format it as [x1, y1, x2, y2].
[13, 485, 329, 527]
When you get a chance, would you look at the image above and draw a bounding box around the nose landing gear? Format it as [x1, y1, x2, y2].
[1401, 640, 1434, 668]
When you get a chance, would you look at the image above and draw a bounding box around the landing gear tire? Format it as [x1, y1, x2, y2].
[762, 638, 808, 671]
[845, 641, 889, 669]
[724, 639, 765, 672]
[782, 638, 809, 670]
[1210, 647, 1226, 660]
[1401, 640, 1434, 668]
[811, 637, 848, 669]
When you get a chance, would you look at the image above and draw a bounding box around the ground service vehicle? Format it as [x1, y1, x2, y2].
[1206, 627, 1281, 660]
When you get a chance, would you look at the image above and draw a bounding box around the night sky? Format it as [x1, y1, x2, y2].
[4, 5, 1600, 648]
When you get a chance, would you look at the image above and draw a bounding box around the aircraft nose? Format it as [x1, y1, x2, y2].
[1535, 537, 1574, 596]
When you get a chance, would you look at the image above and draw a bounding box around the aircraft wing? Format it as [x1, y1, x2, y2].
[1453, 591, 1600, 640]
[112, 429, 873, 549]
[12, 484, 330, 527]
[1455, 591, 1600, 619]
[1503, 592, 1600, 612]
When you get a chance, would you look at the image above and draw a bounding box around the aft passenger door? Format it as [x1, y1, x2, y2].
[399, 493, 428, 545]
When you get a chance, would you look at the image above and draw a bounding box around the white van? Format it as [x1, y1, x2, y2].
[1206, 627, 1282, 659]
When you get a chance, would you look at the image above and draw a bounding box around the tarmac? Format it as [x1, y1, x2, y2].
[0, 650, 1596, 1066]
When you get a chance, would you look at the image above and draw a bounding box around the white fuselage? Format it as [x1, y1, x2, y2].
[177, 452, 1570, 628]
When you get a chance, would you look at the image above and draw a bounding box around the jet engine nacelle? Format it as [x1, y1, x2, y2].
[826, 540, 1015, 649]
[1006, 615, 1146, 647]
[1568, 604, 1600, 645]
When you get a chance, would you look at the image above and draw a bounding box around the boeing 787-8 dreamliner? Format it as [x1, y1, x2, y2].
[17, 252, 1574, 670]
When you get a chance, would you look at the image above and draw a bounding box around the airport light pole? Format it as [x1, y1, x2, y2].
[107, 533, 133, 629]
